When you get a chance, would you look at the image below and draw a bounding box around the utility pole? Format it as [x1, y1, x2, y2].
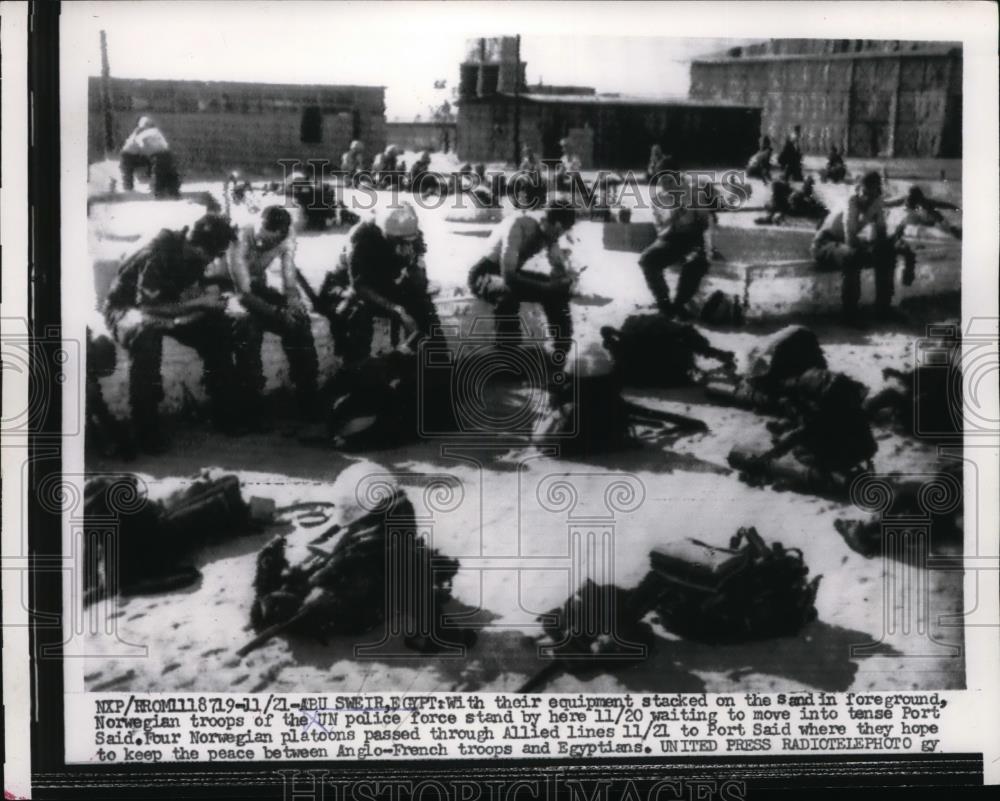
[512, 34, 521, 166]
[100, 30, 114, 154]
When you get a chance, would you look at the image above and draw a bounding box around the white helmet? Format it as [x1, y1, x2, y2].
[382, 202, 419, 239]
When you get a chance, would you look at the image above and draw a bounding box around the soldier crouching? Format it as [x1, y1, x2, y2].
[102, 213, 264, 452]
[319, 202, 442, 367]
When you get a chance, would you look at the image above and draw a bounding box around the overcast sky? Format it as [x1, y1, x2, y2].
[69, 2, 748, 120]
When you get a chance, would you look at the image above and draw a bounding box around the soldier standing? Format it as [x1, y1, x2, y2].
[777, 125, 804, 182]
[119, 116, 180, 198]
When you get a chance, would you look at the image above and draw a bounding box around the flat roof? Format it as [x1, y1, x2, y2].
[485, 93, 759, 110]
[90, 76, 385, 93]
[692, 44, 959, 65]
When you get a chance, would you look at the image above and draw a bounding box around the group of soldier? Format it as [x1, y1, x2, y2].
[98, 125, 960, 456]
[99, 177, 581, 454]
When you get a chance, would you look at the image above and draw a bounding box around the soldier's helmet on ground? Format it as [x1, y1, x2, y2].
[330, 461, 404, 523]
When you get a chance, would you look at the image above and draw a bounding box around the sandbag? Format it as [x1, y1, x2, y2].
[648, 527, 820, 642]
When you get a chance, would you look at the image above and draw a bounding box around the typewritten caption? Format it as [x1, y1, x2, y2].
[69, 692, 956, 762]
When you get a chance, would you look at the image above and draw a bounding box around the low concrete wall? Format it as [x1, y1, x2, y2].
[603, 221, 960, 319]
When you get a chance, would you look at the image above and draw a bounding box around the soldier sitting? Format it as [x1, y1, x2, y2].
[639, 175, 720, 318]
[884, 185, 962, 287]
[811, 171, 895, 321]
[755, 176, 826, 226]
[102, 213, 260, 452]
[408, 150, 435, 194]
[319, 202, 441, 368]
[340, 139, 366, 179]
[467, 199, 577, 357]
[820, 145, 847, 183]
[213, 205, 320, 419]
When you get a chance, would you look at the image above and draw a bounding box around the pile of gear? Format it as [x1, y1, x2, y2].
[520, 526, 820, 690]
[600, 314, 735, 387]
[834, 461, 964, 559]
[646, 526, 821, 642]
[531, 338, 710, 457]
[865, 323, 963, 439]
[706, 326, 877, 496]
[241, 484, 461, 655]
[83, 469, 260, 604]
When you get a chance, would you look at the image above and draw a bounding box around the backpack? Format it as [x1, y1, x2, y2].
[788, 370, 877, 471]
[600, 314, 715, 388]
[700, 290, 745, 326]
[531, 358, 708, 456]
[532, 372, 634, 456]
[647, 527, 820, 642]
[83, 474, 161, 604]
[746, 325, 827, 388]
[83, 471, 251, 603]
[158, 470, 249, 541]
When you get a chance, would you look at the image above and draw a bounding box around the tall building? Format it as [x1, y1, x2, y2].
[689, 39, 962, 158]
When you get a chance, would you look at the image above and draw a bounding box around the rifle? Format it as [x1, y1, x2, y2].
[516, 576, 662, 693]
[295, 268, 321, 310]
[623, 401, 708, 434]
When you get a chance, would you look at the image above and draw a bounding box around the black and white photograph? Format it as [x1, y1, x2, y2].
[2, 0, 999, 796]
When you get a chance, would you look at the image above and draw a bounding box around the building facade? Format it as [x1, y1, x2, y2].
[458, 94, 761, 169]
[89, 77, 386, 175]
[689, 39, 962, 158]
[456, 37, 760, 168]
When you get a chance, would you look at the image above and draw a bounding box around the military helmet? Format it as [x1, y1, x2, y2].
[383, 202, 420, 239]
[189, 213, 237, 256]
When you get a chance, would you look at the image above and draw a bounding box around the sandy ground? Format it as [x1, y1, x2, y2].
[82, 170, 965, 696]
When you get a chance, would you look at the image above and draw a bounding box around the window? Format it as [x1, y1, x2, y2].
[300, 106, 323, 143]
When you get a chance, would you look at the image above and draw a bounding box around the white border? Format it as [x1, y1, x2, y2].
[0, 0, 986, 792]
[2, 2, 34, 797]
